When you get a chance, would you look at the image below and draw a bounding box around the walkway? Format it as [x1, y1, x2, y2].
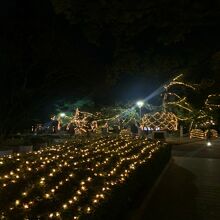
[131, 138, 220, 220]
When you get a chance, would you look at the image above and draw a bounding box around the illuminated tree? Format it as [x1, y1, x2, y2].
[162, 74, 219, 131]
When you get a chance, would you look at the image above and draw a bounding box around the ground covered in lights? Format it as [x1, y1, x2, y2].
[0, 135, 169, 219]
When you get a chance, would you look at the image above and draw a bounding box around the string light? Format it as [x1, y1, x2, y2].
[205, 94, 220, 108]
[190, 129, 218, 139]
[0, 135, 165, 219]
[162, 74, 197, 123]
[164, 74, 197, 90]
[141, 112, 178, 131]
[190, 129, 205, 139]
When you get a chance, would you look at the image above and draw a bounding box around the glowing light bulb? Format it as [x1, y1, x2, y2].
[93, 199, 98, 203]
[24, 204, 29, 209]
[45, 194, 50, 198]
[22, 192, 27, 196]
[63, 204, 68, 209]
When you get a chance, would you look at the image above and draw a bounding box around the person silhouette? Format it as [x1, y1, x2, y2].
[206, 129, 212, 141]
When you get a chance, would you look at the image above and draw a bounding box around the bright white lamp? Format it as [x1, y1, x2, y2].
[136, 101, 144, 108]
[60, 113, 66, 118]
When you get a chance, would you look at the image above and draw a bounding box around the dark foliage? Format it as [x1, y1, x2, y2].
[1, 0, 220, 136]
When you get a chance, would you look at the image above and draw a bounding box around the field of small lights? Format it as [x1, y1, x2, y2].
[0, 135, 170, 219]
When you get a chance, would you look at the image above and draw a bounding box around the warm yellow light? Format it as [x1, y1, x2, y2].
[22, 192, 27, 196]
[68, 200, 73, 204]
[93, 199, 98, 203]
[45, 194, 50, 198]
[87, 206, 91, 213]
[23, 204, 29, 209]
[63, 204, 68, 209]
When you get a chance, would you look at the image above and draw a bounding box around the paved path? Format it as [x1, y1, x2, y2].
[131, 138, 220, 220]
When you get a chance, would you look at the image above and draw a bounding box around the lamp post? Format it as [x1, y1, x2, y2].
[136, 101, 144, 118]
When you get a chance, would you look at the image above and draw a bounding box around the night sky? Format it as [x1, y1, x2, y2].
[1, 0, 220, 132]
